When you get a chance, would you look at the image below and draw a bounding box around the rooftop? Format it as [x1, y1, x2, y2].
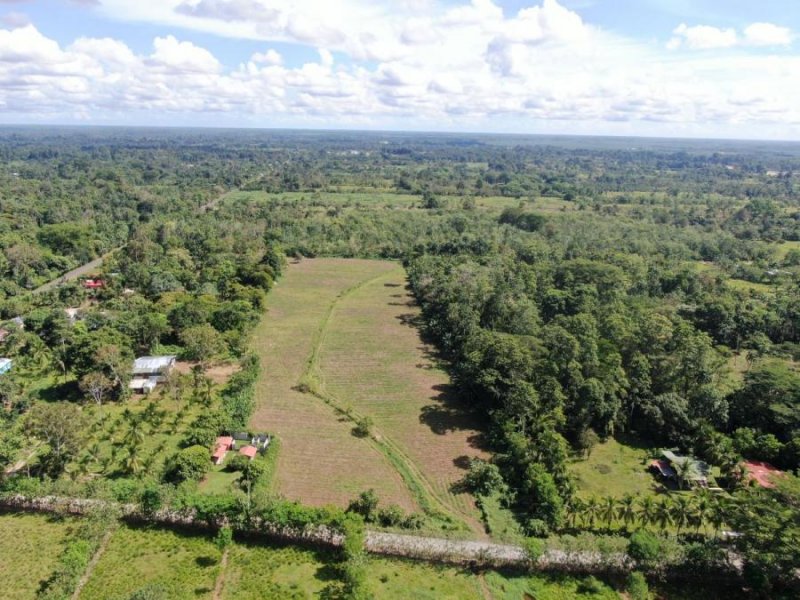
[132, 355, 176, 373]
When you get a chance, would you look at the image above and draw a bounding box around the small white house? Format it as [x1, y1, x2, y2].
[128, 355, 176, 393]
[0, 358, 11, 375]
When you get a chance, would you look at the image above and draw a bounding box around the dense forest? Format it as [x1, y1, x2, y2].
[1, 127, 799, 597]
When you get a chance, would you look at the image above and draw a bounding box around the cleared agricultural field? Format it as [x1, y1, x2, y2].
[568, 437, 657, 499]
[0, 512, 74, 600]
[78, 525, 221, 600]
[250, 258, 416, 510]
[317, 265, 487, 529]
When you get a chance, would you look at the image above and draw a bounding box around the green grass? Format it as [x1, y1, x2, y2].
[221, 540, 338, 599]
[485, 571, 620, 600]
[78, 524, 221, 600]
[568, 437, 658, 499]
[771, 240, 800, 261]
[725, 278, 775, 293]
[479, 492, 525, 544]
[367, 557, 483, 599]
[0, 512, 75, 600]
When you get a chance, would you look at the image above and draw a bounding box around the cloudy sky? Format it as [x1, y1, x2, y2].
[1, 0, 798, 139]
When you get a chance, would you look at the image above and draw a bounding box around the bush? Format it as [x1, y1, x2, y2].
[347, 489, 379, 523]
[626, 572, 652, 600]
[377, 504, 405, 527]
[461, 458, 506, 497]
[523, 537, 545, 565]
[628, 530, 662, 566]
[215, 526, 233, 552]
[165, 445, 210, 483]
[352, 415, 373, 438]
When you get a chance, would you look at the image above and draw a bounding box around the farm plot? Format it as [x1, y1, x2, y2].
[317, 267, 487, 530]
[0, 512, 74, 600]
[78, 524, 221, 600]
[250, 258, 416, 510]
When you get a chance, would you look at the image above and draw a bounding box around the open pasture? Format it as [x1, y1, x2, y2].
[250, 258, 417, 510]
[78, 525, 221, 600]
[0, 512, 75, 600]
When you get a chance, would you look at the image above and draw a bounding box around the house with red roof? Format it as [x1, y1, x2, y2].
[211, 436, 234, 465]
[239, 446, 257, 460]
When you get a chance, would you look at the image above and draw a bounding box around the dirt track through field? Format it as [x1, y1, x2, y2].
[250, 258, 417, 510]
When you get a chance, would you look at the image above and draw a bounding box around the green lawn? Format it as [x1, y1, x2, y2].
[0, 512, 75, 600]
[78, 524, 221, 600]
[568, 437, 658, 499]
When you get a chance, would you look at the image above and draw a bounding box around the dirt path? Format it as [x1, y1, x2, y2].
[71, 528, 115, 600]
[32, 247, 122, 294]
[212, 547, 229, 600]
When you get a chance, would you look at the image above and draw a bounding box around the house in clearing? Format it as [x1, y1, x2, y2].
[82, 278, 105, 290]
[128, 355, 177, 394]
[212, 436, 234, 465]
[657, 450, 711, 488]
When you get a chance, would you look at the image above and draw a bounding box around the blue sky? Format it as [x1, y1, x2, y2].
[1, 0, 799, 138]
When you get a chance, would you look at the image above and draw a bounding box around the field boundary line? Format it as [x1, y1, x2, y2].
[298, 266, 480, 534]
[70, 526, 116, 600]
[212, 547, 229, 600]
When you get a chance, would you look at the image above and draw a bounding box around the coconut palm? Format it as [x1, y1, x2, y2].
[637, 496, 656, 530]
[673, 458, 698, 491]
[124, 419, 146, 447]
[600, 496, 618, 529]
[617, 493, 638, 531]
[567, 497, 585, 529]
[584, 496, 600, 529]
[708, 498, 727, 537]
[693, 492, 713, 534]
[670, 494, 694, 535]
[654, 497, 673, 532]
[124, 447, 143, 476]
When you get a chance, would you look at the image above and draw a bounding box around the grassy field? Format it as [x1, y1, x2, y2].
[0, 512, 74, 600]
[78, 525, 221, 600]
[568, 437, 658, 499]
[220, 541, 338, 599]
[250, 258, 416, 510]
[316, 265, 487, 531]
[485, 570, 621, 600]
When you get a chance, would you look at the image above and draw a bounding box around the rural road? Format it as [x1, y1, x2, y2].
[31, 247, 122, 295]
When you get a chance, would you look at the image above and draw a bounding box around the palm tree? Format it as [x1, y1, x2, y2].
[600, 496, 618, 530]
[86, 443, 102, 465]
[693, 492, 713, 534]
[637, 496, 656, 530]
[584, 496, 600, 529]
[124, 447, 142, 476]
[708, 498, 727, 537]
[654, 497, 673, 532]
[125, 420, 145, 447]
[567, 497, 585, 529]
[673, 458, 698, 491]
[670, 494, 693, 535]
[617, 494, 638, 531]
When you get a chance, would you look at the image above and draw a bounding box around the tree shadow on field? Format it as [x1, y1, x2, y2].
[419, 383, 486, 450]
[396, 313, 421, 327]
[383, 283, 401, 287]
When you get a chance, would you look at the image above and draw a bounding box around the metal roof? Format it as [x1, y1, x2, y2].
[132, 355, 176, 373]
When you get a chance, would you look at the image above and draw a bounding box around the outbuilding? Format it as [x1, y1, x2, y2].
[0, 358, 11, 375]
[239, 446, 257, 461]
[128, 355, 176, 393]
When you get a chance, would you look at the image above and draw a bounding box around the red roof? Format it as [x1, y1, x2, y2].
[215, 436, 233, 449]
[212, 446, 227, 459]
[83, 279, 104, 289]
[743, 460, 784, 488]
[239, 446, 257, 459]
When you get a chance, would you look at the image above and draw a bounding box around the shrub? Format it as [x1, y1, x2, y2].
[523, 537, 545, 565]
[626, 572, 652, 600]
[628, 530, 662, 566]
[165, 445, 210, 483]
[215, 526, 233, 552]
[352, 415, 373, 438]
[347, 489, 379, 523]
[377, 504, 405, 527]
[461, 458, 507, 497]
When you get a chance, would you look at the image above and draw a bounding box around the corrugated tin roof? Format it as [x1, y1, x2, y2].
[132, 355, 176, 373]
